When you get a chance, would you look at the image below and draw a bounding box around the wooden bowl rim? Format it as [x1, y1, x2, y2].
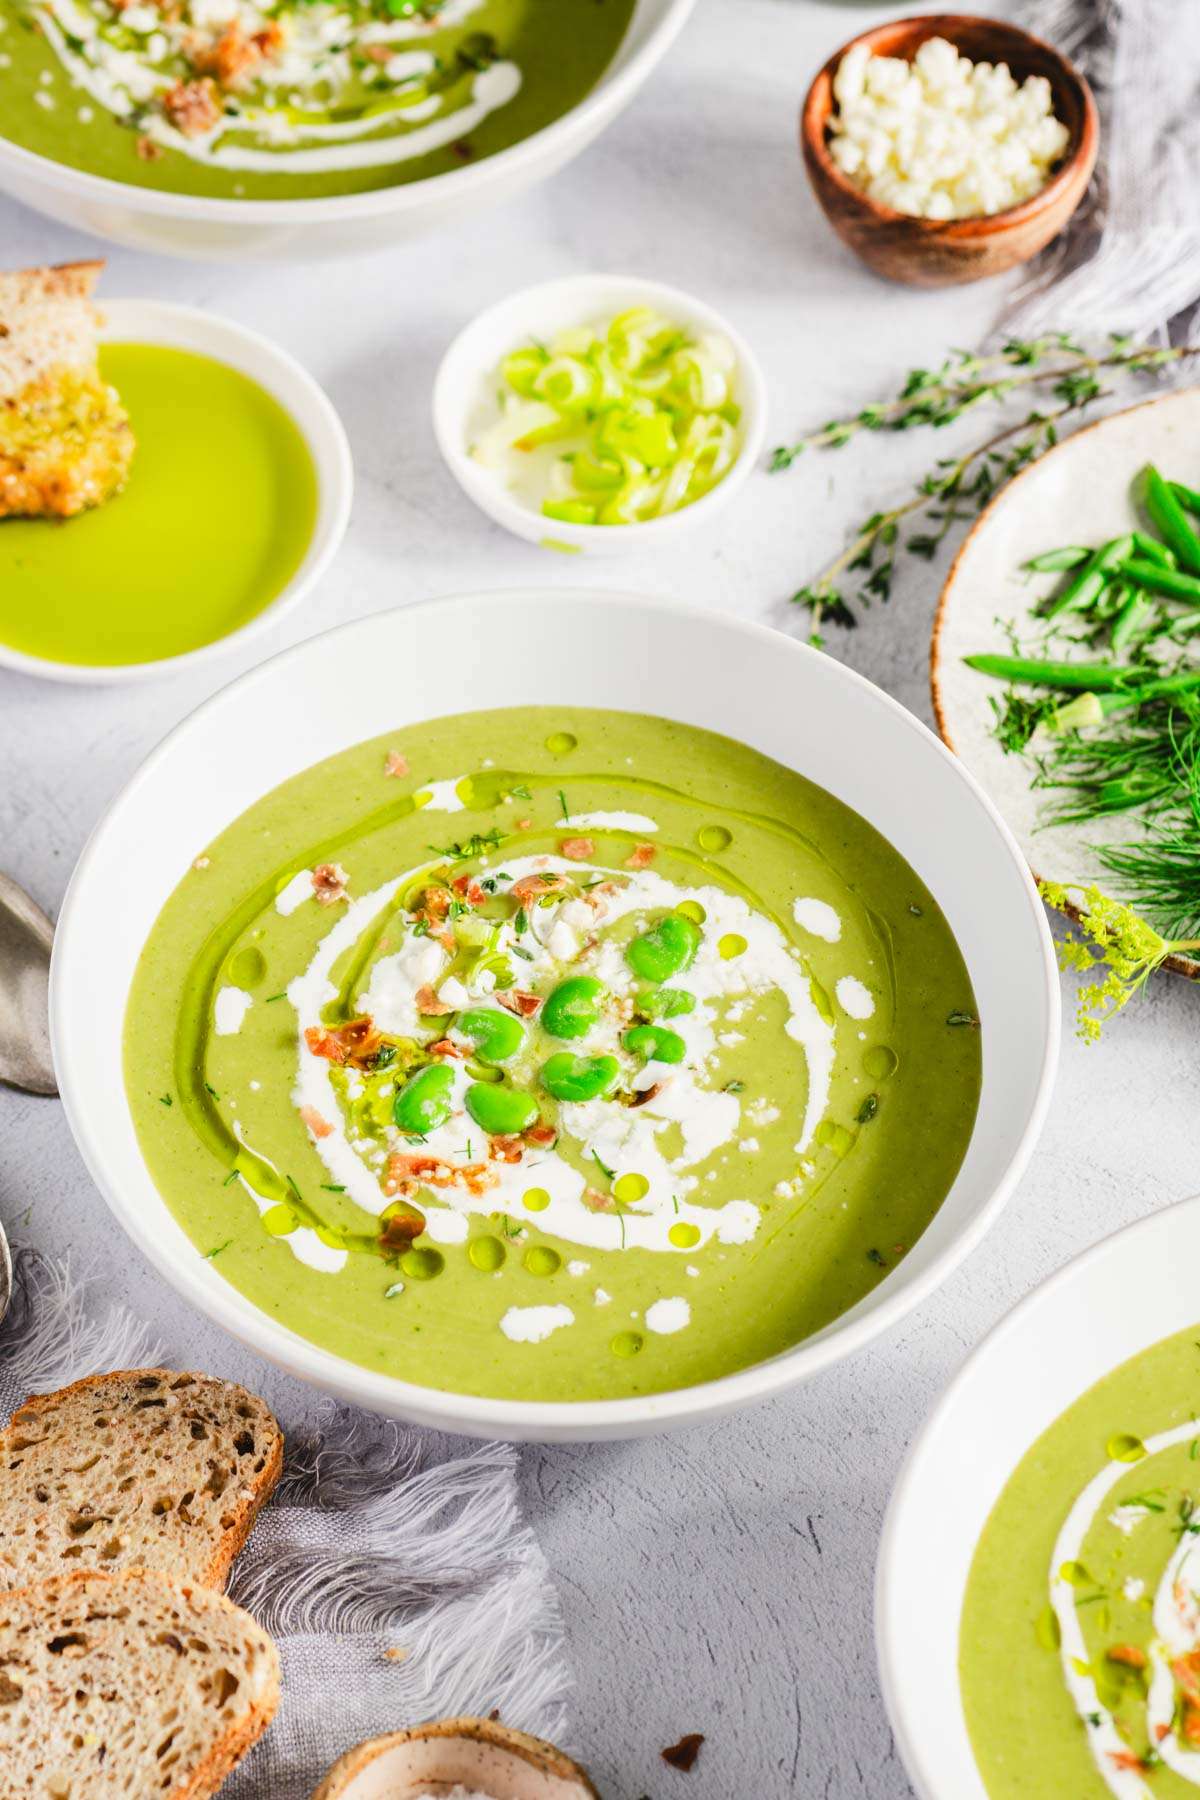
[929, 384, 1200, 982]
[310, 1716, 602, 1799]
[800, 10, 1098, 240]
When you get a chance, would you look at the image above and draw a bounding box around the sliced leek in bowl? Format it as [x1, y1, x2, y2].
[433, 274, 766, 555]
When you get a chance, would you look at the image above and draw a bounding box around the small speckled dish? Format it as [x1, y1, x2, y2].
[310, 1717, 599, 1800]
[432, 273, 766, 555]
[800, 13, 1098, 288]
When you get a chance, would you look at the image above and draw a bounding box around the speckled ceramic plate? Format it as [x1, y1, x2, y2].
[931, 386, 1200, 978]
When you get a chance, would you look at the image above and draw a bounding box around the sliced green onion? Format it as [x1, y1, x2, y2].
[472, 307, 743, 528]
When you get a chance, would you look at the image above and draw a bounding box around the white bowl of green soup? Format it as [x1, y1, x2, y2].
[878, 1197, 1200, 1800]
[0, 299, 352, 682]
[52, 590, 1058, 1438]
[0, 0, 693, 260]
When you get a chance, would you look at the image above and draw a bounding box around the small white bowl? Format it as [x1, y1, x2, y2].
[0, 299, 353, 687]
[52, 590, 1058, 1441]
[877, 1194, 1200, 1800]
[0, 0, 694, 261]
[432, 274, 766, 555]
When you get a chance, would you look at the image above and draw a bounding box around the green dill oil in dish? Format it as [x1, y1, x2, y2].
[0, 344, 317, 668]
[123, 707, 981, 1404]
[962, 1325, 1200, 1798]
[0, 0, 635, 202]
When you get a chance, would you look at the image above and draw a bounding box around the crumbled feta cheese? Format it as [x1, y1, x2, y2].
[828, 36, 1071, 220]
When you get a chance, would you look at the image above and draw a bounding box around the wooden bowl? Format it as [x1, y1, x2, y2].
[310, 1717, 601, 1800]
[800, 13, 1098, 288]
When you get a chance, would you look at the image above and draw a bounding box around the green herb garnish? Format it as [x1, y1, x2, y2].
[427, 827, 503, 862]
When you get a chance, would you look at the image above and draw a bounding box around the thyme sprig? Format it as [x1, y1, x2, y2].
[793, 401, 1087, 640]
[775, 334, 1200, 643]
[770, 335, 1189, 468]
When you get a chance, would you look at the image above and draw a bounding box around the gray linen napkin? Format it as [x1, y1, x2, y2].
[1009, 0, 1200, 339]
[0, 1250, 572, 1799]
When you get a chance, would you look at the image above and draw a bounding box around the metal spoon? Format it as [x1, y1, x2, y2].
[0, 872, 56, 1097]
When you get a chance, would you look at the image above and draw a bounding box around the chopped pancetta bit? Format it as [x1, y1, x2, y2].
[497, 989, 542, 1017]
[426, 1037, 465, 1059]
[415, 984, 454, 1017]
[378, 1209, 425, 1253]
[385, 748, 410, 777]
[135, 135, 164, 160]
[510, 871, 574, 904]
[312, 862, 350, 906]
[298, 1104, 334, 1139]
[524, 1120, 558, 1148]
[488, 1134, 525, 1165]
[624, 842, 656, 869]
[583, 1186, 614, 1212]
[161, 77, 221, 136]
[559, 836, 595, 862]
[304, 1016, 383, 1069]
[384, 1151, 498, 1200]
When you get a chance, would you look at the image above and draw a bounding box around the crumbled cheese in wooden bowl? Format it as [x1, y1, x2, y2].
[827, 36, 1071, 221]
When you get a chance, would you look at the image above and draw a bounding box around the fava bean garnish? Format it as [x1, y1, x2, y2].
[965, 461, 1200, 1020]
[541, 1052, 621, 1103]
[464, 1081, 540, 1136]
[393, 1063, 455, 1136]
[470, 307, 743, 527]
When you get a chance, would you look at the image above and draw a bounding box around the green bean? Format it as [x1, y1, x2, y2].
[1119, 558, 1200, 602]
[1142, 465, 1200, 575]
[464, 1081, 539, 1136]
[1048, 669, 1200, 734]
[540, 1052, 620, 1103]
[1170, 480, 1200, 520]
[1024, 546, 1090, 573]
[962, 654, 1160, 692]
[1110, 589, 1155, 655]
[1043, 535, 1134, 620]
[1131, 531, 1176, 568]
[393, 1063, 454, 1135]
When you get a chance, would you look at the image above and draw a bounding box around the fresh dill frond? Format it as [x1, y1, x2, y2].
[1039, 882, 1200, 1041]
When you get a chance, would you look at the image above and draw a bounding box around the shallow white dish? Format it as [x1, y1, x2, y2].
[0, 298, 353, 688]
[51, 589, 1059, 1440]
[0, 0, 694, 261]
[932, 386, 1200, 975]
[876, 1193, 1200, 1800]
[432, 273, 766, 555]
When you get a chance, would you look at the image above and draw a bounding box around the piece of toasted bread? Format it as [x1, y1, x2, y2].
[0, 260, 135, 518]
[0, 1569, 279, 1797]
[0, 1369, 283, 1595]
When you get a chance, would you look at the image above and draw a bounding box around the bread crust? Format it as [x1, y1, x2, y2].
[1, 1368, 284, 1593]
[0, 1569, 280, 1800]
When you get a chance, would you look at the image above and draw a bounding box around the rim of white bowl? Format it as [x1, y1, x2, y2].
[431, 273, 767, 552]
[0, 0, 695, 226]
[873, 1197, 1200, 1800]
[51, 589, 1060, 1438]
[0, 299, 353, 687]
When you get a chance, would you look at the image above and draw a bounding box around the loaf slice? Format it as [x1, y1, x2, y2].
[0, 1569, 279, 1797]
[0, 260, 135, 518]
[0, 1369, 283, 1594]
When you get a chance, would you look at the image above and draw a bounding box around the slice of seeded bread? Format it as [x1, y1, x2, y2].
[0, 260, 135, 518]
[0, 1569, 279, 1798]
[0, 1370, 283, 1595]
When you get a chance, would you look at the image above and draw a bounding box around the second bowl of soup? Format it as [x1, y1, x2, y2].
[51, 590, 1057, 1437]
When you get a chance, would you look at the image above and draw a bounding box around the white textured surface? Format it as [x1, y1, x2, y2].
[1, 2, 1196, 1796]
